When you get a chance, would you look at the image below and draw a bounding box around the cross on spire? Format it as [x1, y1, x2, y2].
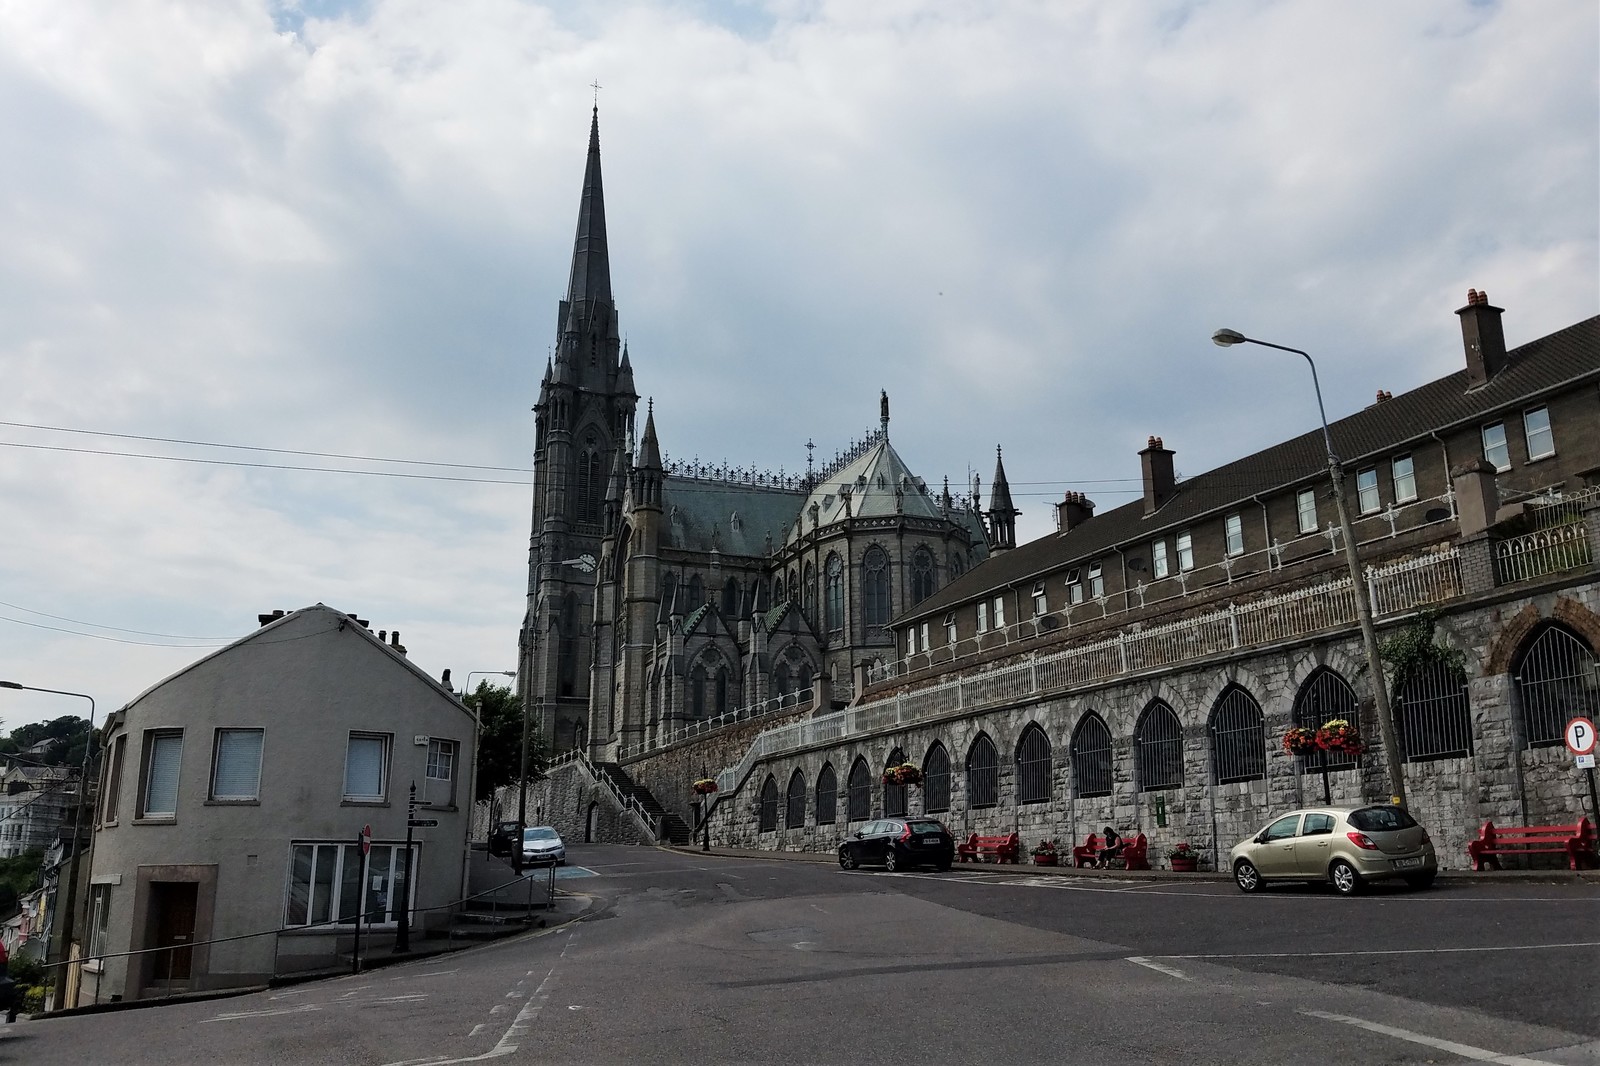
[591, 80, 603, 105]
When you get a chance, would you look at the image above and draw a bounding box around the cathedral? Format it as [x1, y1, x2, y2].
[517, 110, 1012, 760]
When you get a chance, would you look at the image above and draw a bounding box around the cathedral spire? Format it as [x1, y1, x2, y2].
[565, 106, 611, 308]
[638, 399, 661, 470]
[986, 445, 1019, 552]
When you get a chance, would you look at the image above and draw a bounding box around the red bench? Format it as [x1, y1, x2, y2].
[1071, 831, 1151, 871]
[1466, 817, 1598, 871]
[956, 832, 1020, 864]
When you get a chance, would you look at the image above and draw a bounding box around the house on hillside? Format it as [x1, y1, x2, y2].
[79, 605, 476, 1004]
[0, 764, 75, 859]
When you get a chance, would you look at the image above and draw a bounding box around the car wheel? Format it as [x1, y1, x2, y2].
[838, 850, 857, 870]
[1233, 859, 1263, 893]
[1329, 859, 1363, 896]
[884, 849, 899, 873]
[1403, 872, 1436, 891]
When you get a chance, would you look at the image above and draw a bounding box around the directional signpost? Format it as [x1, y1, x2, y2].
[395, 784, 418, 954]
[353, 824, 372, 973]
[1566, 717, 1598, 819]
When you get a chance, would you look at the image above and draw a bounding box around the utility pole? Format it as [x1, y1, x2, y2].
[394, 783, 415, 954]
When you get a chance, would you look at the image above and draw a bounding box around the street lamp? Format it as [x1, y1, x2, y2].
[1210, 329, 1407, 809]
[0, 681, 97, 1009]
[460, 671, 515, 848]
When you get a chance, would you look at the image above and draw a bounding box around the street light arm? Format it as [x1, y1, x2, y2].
[1212, 331, 1336, 463]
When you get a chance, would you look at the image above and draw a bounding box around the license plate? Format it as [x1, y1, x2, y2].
[1392, 857, 1424, 870]
[921, 834, 942, 841]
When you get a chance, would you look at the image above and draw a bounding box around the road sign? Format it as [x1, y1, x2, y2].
[360, 824, 372, 856]
[1565, 717, 1597, 756]
[408, 818, 439, 828]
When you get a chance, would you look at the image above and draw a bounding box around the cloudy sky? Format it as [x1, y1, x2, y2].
[1, 0, 1595, 731]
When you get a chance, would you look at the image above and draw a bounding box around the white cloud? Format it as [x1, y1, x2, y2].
[0, 0, 1594, 728]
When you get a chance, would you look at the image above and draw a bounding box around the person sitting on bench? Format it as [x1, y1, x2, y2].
[1096, 826, 1125, 868]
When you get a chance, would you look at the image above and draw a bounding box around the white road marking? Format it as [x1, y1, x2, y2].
[467, 1024, 487, 1038]
[1301, 1009, 1559, 1065]
[394, 969, 458, 980]
[1125, 956, 1193, 981]
[374, 995, 430, 1003]
[488, 1004, 507, 1015]
[1162, 940, 1600, 960]
[204, 1004, 323, 1023]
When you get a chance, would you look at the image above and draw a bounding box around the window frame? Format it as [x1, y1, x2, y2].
[343, 732, 392, 804]
[1481, 421, 1510, 473]
[137, 729, 184, 820]
[943, 613, 956, 645]
[1523, 405, 1555, 461]
[425, 738, 458, 808]
[209, 728, 264, 803]
[100, 734, 126, 825]
[284, 840, 418, 929]
[1392, 454, 1417, 503]
[1356, 468, 1380, 515]
[1176, 531, 1195, 572]
[1032, 583, 1047, 617]
[1296, 488, 1318, 535]
[1152, 539, 1169, 579]
[992, 596, 1005, 629]
[1087, 563, 1104, 598]
[1224, 513, 1245, 557]
[976, 602, 988, 634]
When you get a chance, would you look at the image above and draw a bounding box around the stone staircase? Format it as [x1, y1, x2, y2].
[595, 762, 692, 845]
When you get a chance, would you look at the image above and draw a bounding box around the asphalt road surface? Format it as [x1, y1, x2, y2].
[7, 844, 1597, 1065]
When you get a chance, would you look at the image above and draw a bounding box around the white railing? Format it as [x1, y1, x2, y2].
[1525, 484, 1600, 530]
[873, 492, 1460, 685]
[550, 748, 659, 839]
[618, 688, 816, 761]
[1494, 521, 1592, 586]
[717, 548, 1465, 792]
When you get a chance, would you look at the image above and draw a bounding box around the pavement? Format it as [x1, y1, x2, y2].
[666, 842, 1600, 882]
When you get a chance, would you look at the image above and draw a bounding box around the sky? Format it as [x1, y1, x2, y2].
[1, 0, 1596, 731]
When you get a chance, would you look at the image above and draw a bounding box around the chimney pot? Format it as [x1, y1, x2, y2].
[1056, 492, 1096, 532]
[1140, 436, 1176, 515]
[1457, 287, 1507, 387]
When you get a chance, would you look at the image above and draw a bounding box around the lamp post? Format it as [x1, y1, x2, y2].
[1210, 329, 1407, 809]
[0, 681, 97, 1009]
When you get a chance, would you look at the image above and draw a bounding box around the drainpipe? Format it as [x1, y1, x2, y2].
[1252, 496, 1271, 569]
[1113, 546, 1131, 612]
[1429, 431, 1454, 518]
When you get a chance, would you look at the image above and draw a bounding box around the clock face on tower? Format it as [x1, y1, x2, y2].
[562, 553, 597, 574]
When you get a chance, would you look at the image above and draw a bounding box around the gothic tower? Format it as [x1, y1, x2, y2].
[519, 108, 639, 755]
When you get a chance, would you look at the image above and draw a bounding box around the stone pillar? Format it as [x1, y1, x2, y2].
[1451, 459, 1499, 537]
[1585, 500, 1600, 565]
[1458, 535, 1497, 595]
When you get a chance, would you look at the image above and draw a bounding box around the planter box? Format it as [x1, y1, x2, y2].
[1032, 854, 1058, 866]
[1170, 857, 1198, 872]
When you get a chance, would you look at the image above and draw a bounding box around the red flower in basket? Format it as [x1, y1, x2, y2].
[1315, 719, 1365, 755]
[692, 778, 718, 796]
[1282, 727, 1320, 757]
[882, 763, 923, 787]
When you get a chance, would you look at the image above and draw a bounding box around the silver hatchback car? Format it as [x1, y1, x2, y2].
[1230, 805, 1437, 895]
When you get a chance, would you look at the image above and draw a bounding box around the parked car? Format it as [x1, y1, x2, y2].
[839, 818, 955, 872]
[520, 826, 567, 865]
[1230, 805, 1437, 895]
[488, 820, 521, 857]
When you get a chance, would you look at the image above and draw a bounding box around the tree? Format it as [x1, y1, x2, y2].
[465, 683, 544, 804]
[0, 715, 91, 768]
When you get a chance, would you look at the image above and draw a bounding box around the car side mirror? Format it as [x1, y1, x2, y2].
[853, 831, 864, 839]
[1254, 832, 1268, 844]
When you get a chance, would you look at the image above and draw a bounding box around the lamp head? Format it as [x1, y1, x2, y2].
[1212, 328, 1247, 347]
[0, 681, 21, 690]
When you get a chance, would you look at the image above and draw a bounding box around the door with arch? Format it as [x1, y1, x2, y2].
[585, 801, 599, 843]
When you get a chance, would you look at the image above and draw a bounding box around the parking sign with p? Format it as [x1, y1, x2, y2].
[1565, 717, 1596, 756]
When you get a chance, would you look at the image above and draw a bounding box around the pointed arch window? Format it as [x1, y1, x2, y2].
[715, 667, 730, 718]
[1395, 662, 1473, 761]
[1134, 701, 1184, 791]
[1292, 669, 1360, 771]
[966, 734, 999, 809]
[576, 445, 603, 525]
[862, 546, 891, 631]
[660, 573, 677, 611]
[687, 574, 705, 610]
[803, 563, 816, 623]
[922, 743, 951, 813]
[884, 748, 908, 817]
[815, 763, 837, 824]
[758, 775, 779, 832]
[774, 663, 791, 697]
[1016, 725, 1052, 804]
[949, 553, 965, 579]
[847, 758, 872, 821]
[825, 554, 844, 632]
[775, 574, 786, 602]
[1513, 625, 1598, 748]
[1209, 686, 1266, 784]
[690, 665, 707, 719]
[798, 663, 813, 695]
[786, 770, 807, 829]
[558, 593, 579, 698]
[721, 578, 739, 618]
[1070, 713, 1113, 798]
[911, 547, 936, 605]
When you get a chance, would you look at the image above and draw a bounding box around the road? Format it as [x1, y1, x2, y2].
[6, 845, 1597, 1065]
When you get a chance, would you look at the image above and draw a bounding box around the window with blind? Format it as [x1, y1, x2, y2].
[344, 733, 390, 802]
[139, 730, 183, 818]
[210, 729, 264, 801]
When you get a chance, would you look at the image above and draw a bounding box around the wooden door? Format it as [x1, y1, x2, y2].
[150, 882, 198, 982]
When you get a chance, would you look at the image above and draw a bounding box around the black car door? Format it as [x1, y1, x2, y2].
[860, 821, 886, 863]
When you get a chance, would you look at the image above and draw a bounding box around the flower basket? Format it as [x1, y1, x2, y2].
[691, 778, 718, 796]
[1167, 842, 1201, 872]
[1031, 840, 1059, 866]
[1282, 727, 1320, 757]
[882, 763, 923, 788]
[1315, 719, 1365, 756]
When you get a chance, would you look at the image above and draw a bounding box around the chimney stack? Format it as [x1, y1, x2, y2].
[1055, 491, 1096, 533]
[1140, 436, 1176, 516]
[257, 609, 287, 627]
[1457, 288, 1507, 387]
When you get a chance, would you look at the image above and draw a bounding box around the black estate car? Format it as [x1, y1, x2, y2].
[488, 820, 521, 857]
[839, 818, 955, 872]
